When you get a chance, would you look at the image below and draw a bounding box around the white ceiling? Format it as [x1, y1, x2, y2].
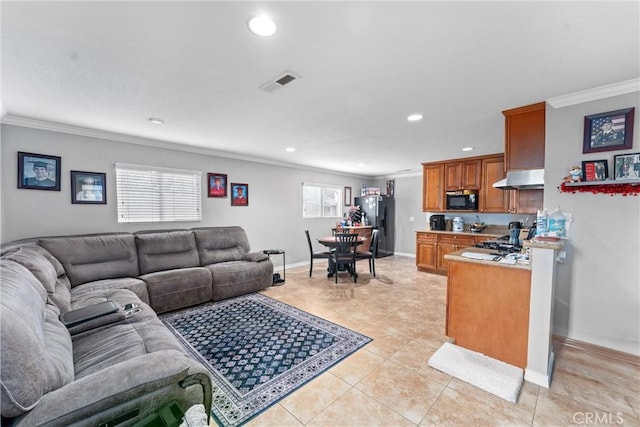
[2, 1, 639, 177]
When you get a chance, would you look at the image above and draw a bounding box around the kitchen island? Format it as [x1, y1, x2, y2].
[445, 247, 531, 368]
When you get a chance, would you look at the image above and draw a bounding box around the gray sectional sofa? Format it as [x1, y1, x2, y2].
[0, 226, 273, 426]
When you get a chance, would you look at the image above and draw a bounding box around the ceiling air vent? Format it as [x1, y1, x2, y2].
[260, 71, 300, 93]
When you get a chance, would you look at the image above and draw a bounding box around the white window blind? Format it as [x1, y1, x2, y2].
[302, 182, 341, 218]
[115, 163, 202, 223]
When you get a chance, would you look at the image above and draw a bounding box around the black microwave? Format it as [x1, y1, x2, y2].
[446, 192, 478, 210]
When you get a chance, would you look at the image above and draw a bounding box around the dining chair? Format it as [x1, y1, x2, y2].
[330, 233, 358, 283]
[355, 229, 379, 277]
[305, 230, 333, 277]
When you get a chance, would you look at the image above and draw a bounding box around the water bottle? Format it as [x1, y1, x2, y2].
[536, 209, 548, 236]
[547, 207, 566, 238]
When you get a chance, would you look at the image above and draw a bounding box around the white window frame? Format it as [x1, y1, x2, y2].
[115, 163, 202, 223]
[302, 182, 342, 218]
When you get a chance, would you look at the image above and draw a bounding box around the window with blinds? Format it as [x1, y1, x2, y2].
[302, 183, 341, 218]
[115, 163, 202, 223]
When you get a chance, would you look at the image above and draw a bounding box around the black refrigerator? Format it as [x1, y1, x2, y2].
[354, 195, 394, 257]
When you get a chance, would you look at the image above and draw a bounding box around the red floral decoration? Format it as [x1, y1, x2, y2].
[558, 182, 640, 196]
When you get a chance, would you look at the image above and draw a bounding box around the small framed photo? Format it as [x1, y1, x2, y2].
[344, 186, 352, 206]
[207, 173, 227, 198]
[18, 151, 61, 191]
[581, 160, 608, 182]
[583, 108, 634, 154]
[613, 152, 640, 180]
[71, 171, 106, 204]
[231, 183, 249, 206]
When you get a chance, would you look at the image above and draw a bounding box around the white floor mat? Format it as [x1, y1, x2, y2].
[428, 342, 524, 403]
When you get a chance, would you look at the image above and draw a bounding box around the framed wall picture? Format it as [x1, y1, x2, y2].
[71, 171, 106, 204]
[613, 152, 640, 180]
[581, 160, 608, 182]
[231, 183, 249, 206]
[207, 173, 228, 197]
[17, 151, 61, 191]
[583, 107, 634, 154]
[344, 186, 352, 206]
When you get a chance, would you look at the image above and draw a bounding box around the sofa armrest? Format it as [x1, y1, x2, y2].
[242, 252, 269, 262]
[10, 350, 212, 427]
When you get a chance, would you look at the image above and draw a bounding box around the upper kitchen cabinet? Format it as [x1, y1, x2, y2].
[480, 154, 509, 212]
[422, 163, 445, 212]
[445, 159, 481, 191]
[503, 102, 545, 171]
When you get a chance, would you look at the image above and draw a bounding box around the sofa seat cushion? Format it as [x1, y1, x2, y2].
[39, 233, 139, 287]
[71, 277, 150, 305]
[72, 306, 186, 379]
[205, 261, 273, 301]
[139, 267, 212, 314]
[135, 230, 200, 275]
[0, 260, 74, 418]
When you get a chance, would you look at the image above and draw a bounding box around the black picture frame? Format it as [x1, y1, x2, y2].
[207, 173, 228, 198]
[17, 151, 61, 191]
[231, 183, 249, 206]
[344, 186, 352, 206]
[613, 152, 640, 180]
[71, 171, 107, 204]
[583, 108, 634, 154]
[581, 160, 608, 182]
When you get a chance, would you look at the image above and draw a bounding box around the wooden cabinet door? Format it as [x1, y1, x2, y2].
[509, 189, 544, 214]
[480, 155, 509, 212]
[445, 160, 481, 191]
[437, 235, 475, 273]
[503, 102, 545, 171]
[422, 163, 444, 211]
[416, 233, 437, 270]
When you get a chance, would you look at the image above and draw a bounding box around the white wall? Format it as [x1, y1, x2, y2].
[545, 91, 640, 356]
[0, 124, 374, 267]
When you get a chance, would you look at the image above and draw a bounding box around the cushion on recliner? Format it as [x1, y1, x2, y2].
[135, 230, 200, 275]
[4, 246, 58, 294]
[0, 260, 74, 418]
[140, 267, 212, 313]
[40, 234, 139, 287]
[192, 227, 250, 265]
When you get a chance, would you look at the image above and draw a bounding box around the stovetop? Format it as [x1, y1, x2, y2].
[474, 239, 523, 255]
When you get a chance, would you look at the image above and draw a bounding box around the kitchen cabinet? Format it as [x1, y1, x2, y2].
[437, 234, 475, 273]
[416, 232, 437, 271]
[422, 163, 445, 212]
[446, 259, 531, 368]
[479, 154, 510, 213]
[503, 102, 545, 171]
[444, 159, 481, 191]
[508, 189, 544, 214]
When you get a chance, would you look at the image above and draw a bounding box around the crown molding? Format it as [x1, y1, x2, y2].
[547, 78, 639, 109]
[0, 115, 371, 179]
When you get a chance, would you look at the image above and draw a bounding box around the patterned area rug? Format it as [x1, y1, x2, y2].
[161, 293, 372, 427]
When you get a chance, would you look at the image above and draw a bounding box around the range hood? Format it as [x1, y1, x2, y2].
[493, 169, 545, 190]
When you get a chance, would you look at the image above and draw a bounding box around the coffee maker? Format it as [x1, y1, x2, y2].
[430, 214, 446, 231]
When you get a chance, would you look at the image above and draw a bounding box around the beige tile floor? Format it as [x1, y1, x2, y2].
[215, 255, 640, 427]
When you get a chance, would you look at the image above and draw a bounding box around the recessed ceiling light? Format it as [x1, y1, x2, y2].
[357, 163, 365, 167]
[148, 117, 164, 125]
[248, 15, 277, 37]
[285, 147, 296, 152]
[407, 113, 423, 122]
[462, 147, 474, 151]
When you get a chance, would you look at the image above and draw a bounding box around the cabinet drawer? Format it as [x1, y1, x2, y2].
[438, 234, 475, 246]
[416, 232, 437, 244]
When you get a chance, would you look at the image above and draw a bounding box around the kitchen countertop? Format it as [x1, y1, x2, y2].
[444, 247, 532, 271]
[417, 225, 509, 238]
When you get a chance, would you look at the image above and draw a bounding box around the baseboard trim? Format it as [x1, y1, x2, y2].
[552, 335, 640, 367]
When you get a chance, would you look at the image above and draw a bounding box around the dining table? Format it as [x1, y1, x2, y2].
[317, 235, 365, 278]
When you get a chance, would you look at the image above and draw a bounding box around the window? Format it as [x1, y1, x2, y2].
[303, 183, 341, 218]
[115, 163, 202, 223]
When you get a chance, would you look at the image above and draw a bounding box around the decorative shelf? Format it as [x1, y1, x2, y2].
[559, 179, 640, 196]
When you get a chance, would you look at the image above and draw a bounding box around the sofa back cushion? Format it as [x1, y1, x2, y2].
[39, 233, 139, 287]
[4, 246, 58, 294]
[135, 230, 200, 275]
[192, 227, 250, 265]
[0, 260, 74, 418]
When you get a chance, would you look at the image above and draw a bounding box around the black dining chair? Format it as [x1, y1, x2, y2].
[305, 230, 333, 277]
[330, 233, 358, 283]
[355, 229, 379, 277]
